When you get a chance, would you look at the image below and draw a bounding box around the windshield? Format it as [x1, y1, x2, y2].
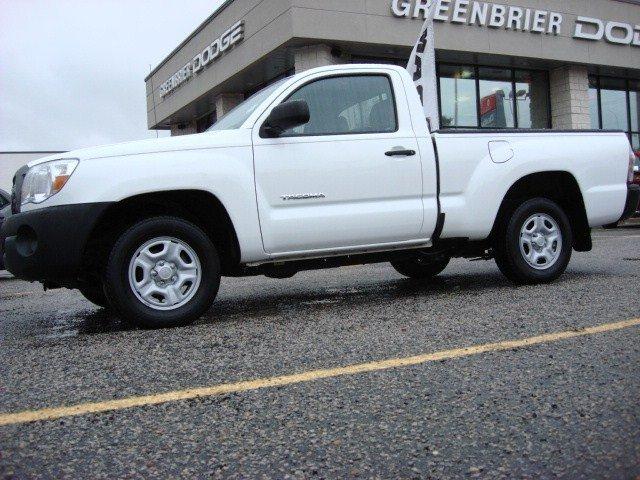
[208, 78, 288, 131]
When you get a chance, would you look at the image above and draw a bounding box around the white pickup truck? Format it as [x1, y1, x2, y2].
[2, 65, 638, 328]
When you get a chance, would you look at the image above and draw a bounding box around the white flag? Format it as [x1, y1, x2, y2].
[406, 0, 439, 131]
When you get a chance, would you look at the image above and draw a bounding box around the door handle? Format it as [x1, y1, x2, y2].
[385, 149, 416, 157]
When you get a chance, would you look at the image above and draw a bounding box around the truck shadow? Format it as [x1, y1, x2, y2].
[71, 269, 594, 336]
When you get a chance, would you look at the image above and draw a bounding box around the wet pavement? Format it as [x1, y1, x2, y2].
[0, 228, 639, 478]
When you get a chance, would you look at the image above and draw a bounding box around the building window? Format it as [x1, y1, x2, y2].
[515, 70, 550, 129]
[438, 64, 550, 129]
[589, 80, 600, 130]
[438, 65, 477, 127]
[479, 68, 515, 128]
[601, 78, 628, 131]
[590, 76, 640, 153]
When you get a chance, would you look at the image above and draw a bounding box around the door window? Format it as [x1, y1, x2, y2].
[283, 75, 397, 136]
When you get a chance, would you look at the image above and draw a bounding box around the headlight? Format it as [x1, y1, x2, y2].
[21, 159, 79, 206]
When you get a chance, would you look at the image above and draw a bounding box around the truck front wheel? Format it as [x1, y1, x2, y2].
[494, 198, 573, 284]
[78, 282, 109, 308]
[103, 217, 221, 328]
[391, 255, 450, 280]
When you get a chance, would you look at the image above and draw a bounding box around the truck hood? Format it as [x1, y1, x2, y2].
[27, 129, 252, 167]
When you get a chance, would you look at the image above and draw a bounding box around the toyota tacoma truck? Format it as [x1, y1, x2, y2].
[2, 65, 638, 328]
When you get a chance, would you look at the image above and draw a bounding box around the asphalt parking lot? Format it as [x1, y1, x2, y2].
[1, 228, 639, 479]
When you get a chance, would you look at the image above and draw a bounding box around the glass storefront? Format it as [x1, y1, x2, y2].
[353, 57, 553, 131]
[438, 64, 550, 129]
[590, 76, 640, 153]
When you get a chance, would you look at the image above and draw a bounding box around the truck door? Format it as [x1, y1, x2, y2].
[252, 70, 436, 256]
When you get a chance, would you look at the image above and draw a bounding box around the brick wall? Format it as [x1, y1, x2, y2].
[550, 66, 592, 130]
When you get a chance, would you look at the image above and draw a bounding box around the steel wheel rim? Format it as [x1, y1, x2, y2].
[519, 213, 563, 270]
[127, 236, 202, 311]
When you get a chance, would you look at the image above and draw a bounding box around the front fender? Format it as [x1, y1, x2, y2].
[21, 143, 266, 263]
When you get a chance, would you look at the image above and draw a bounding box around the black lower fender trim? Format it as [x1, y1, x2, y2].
[619, 184, 640, 223]
[1, 203, 112, 284]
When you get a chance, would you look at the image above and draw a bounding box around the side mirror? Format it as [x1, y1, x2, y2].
[260, 100, 310, 138]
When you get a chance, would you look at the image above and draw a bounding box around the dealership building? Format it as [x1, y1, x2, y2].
[145, 0, 640, 150]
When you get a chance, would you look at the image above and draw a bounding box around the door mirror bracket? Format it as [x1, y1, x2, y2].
[260, 100, 310, 138]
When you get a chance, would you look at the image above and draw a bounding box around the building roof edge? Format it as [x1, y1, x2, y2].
[144, 0, 235, 82]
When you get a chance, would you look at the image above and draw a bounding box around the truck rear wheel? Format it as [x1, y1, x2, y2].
[103, 217, 221, 329]
[391, 255, 450, 279]
[494, 198, 572, 284]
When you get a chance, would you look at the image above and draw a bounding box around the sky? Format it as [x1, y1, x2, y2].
[0, 0, 226, 151]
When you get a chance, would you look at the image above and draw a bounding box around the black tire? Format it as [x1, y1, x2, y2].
[78, 282, 109, 308]
[391, 255, 450, 279]
[103, 217, 220, 329]
[494, 198, 572, 285]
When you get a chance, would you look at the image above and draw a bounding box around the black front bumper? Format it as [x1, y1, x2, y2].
[1, 203, 111, 285]
[619, 184, 640, 222]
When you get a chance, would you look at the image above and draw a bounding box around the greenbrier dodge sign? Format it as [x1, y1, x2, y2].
[391, 0, 640, 46]
[159, 21, 245, 99]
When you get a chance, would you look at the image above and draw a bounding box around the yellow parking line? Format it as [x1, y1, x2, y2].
[1, 318, 638, 427]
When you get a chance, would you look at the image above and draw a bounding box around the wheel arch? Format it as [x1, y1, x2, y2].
[82, 190, 242, 277]
[490, 171, 591, 252]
